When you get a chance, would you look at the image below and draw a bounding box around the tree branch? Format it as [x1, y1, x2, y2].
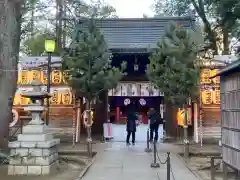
[190, 0, 218, 53]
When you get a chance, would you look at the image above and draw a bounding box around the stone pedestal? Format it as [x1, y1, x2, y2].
[8, 124, 60, 175]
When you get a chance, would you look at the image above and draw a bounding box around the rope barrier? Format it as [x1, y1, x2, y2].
[145, 128, 152, 152]
[146, 127, 175, 180]
[156, 150, 168, 164]
[155, 150, 175, 180]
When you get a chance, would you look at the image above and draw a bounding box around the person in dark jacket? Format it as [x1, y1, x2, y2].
[148, 108, 161, 142]
[126, 102, 138, 145]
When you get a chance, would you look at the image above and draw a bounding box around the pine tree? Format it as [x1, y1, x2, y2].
[147, 22, 203, 158]
[63, 17, 125, 155]
[147, 22, 202, 106]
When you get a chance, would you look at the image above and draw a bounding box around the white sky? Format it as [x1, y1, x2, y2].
[90, 0, 155, 18]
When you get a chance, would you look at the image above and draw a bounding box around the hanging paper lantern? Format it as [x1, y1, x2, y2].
[27, 71, 33, 84]
[30, 70, 41, 83]
[20, 96, 27, 105]
[212, 90, 220, 104]
[44, 98, 48, 105]
[211, 69, 220, 84]
[61, 89, 73, 105]
[13, 93, 21, 105]
[50, 91, 61, 105]
[201, 90, 213, 105]
[200, 69, 211, 84]
[63, 71, 70, 84]
[20, 70, 29, 85]
[40, 70, 48, 85]
[17, 71, 22, 85]
[51, 70, 62, 85]
[26, 98, 31, 105]
[177, 109, 184, 127]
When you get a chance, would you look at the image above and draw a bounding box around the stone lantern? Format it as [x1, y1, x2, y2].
[8, 80, 60, 175]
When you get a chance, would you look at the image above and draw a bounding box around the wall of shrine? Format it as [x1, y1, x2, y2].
[200, 68, 221, 125]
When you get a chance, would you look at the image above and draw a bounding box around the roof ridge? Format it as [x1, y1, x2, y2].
[79, 17, 195, 21]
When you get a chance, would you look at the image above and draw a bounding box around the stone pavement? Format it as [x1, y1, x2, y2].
[81, 142, 200, 180]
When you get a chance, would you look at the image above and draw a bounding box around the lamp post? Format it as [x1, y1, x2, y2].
[44, 40, 55, 125]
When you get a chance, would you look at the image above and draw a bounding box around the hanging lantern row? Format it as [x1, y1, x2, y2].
[17, 70, 70, 85]
[200, 84, 220, 91]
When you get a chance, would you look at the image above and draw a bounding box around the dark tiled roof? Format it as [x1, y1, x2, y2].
[78, 17, 195, 50]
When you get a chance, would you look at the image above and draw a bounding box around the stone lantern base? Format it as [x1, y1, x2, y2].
[8, 124, 60, 175]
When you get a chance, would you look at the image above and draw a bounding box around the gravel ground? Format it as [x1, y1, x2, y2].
[186, 156, 236, 180]
[0, 155, 91, 180]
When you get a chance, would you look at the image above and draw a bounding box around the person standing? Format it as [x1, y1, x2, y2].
[126, 102, 138, 145]
[148, 108, 162, 142]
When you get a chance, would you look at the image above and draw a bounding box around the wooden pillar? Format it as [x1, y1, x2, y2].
[116, 107, 120, 124]
[193, 103, 199, 143]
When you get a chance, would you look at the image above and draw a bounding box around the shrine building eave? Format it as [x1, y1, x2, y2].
[211, 59, 240, 78]
[77, 17, 195, 52]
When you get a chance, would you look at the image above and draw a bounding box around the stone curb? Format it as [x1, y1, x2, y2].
[59, 151, 97, 156]
[76, 152, 98, 180]
[175, 153, 203, 180]
[178, 152, 220, 157]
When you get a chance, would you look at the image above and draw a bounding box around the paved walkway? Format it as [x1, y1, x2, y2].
[81, 142, 200, 180]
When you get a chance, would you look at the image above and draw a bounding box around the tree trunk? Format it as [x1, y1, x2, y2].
[86, 99, 92, 157]
[190, 0, 218, 54]
[183, 104, 189, 160]
[0, 0, 20, 150]
[30, 0, 35, 37]
[56, 0, 63, 52]
[222, 26, 229, 55]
